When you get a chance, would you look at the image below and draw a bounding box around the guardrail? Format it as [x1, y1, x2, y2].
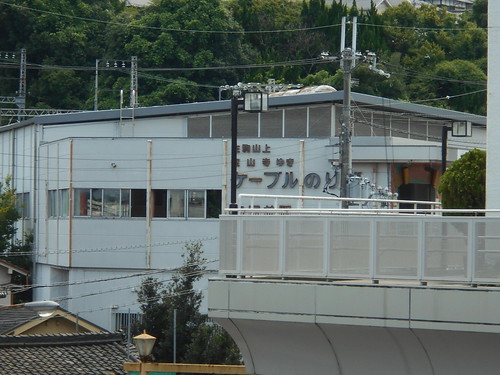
[220, 195, 500, 285]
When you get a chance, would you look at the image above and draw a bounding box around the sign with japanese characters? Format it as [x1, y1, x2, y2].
[236, 142, 335, 191]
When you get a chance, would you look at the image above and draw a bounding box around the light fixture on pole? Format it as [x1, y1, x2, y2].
[441, 121, 472, 175]
[221, 80, 301, 212]
[23, 300, 60, 318]
[133, 330, 156, 375]
[0, 300, 60, 318]
[244, 92, 268, 112]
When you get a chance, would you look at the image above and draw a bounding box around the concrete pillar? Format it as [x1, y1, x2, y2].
[486, 1, 500, 209]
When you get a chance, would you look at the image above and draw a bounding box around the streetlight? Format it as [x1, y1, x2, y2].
[222, 80, 301, 212]
[24, 301, 60, 317]
[441, 121, 472, 175]
[230, 90, 268, 212]
[133, 330, 156, 375]
[0, 300, 60, 318]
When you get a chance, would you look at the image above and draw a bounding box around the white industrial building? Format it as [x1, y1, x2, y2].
[0, 88, 485, 329]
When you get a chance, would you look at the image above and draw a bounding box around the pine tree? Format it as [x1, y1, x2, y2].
[134, 241, 241, 364]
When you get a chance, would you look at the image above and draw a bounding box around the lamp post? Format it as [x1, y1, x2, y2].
[133, 330, 156, 375]
[0, 300, 60, 318]
[221, 80, 298, 212]
[23, 300, 60, 317]
[229, 90, 268, 212]
[441, 121, 472, 175]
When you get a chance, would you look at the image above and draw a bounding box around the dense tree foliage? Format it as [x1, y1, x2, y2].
[134, 241, 241, 364]
[0, 0, 488, 114]
[438, 149, 486, 210]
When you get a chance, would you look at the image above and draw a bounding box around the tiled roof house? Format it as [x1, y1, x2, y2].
[0, 332, 136, 375]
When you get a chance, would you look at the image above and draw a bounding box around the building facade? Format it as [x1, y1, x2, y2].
[0, 90, 485, 329]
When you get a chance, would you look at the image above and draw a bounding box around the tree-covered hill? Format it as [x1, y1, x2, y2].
[0, 0, 487, 114]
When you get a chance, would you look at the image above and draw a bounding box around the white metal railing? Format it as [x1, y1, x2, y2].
[227, 193, 444, 216]
[220, 195, 500, 285]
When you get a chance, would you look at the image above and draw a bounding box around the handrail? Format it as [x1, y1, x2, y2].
[227, 193, 448, 216]
[237, 193, 441, 208]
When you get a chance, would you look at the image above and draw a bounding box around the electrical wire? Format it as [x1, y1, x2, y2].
[0, 0, 488, 35]
[3, 236, 219, 257]
[0, 0, 339, 35]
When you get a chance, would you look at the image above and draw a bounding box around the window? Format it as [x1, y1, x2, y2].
[131, 189, 146, 217]
[121, 189, 131, 217]
[60, 189, 69, 217]
[114, 311, 142, 332]
[152, 189, 167, 218]
[169, 190, 185, 218]
[90, 189, 103, 216]
[74, 189, 90, 216]
[16, 192, 30, 218]
[188, 190, 205, 218]
[70, 188, 221, 219]
[103, 189, 120, 217]
[207, 190, 222, 218]
[48, 190, 57, 217]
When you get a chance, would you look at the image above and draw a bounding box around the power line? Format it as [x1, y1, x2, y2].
[0, 0, 488, 35]
[0, 0, 338, 35]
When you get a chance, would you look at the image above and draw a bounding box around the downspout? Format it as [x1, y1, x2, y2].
[69, 140, 73, 267]
[222, 140, 228, 209]
[299, 140, 305, 208]
[146, 140, 152, 269]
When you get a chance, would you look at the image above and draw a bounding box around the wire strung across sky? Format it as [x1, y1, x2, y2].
[0, 0, 489, 35]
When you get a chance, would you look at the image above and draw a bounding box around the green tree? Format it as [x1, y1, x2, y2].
[0, 177, 33, 302]
[438, 149, 485, 210]
[0, 0, 124, 109]
[134, 241, 240, 364]
[470, 0, 487, 29]
[0, 177, 19, 254]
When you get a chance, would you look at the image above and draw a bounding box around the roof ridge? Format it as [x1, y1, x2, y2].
[0, 331, 124, 346]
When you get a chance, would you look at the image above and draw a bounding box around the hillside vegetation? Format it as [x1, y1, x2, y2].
[0, 0, 487, 114]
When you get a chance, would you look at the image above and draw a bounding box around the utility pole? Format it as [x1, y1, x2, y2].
[0, 49, 27, 121]
[130, 56, 138, 108]
[322, 17, 390, 208]
[339, 17, 357, 206]
[94, 56, 138, 111]
[17, 48, 27, 111]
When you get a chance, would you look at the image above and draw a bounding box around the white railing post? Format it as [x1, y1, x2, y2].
[468, 217, 475, 283]
[370, 217, 377, 280]
[418, 218, 425, 283]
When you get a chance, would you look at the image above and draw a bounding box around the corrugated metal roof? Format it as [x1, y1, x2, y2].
[0, 90, 486, 132]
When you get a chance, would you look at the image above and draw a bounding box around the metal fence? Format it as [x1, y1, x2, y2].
[220, 195, 500, 285]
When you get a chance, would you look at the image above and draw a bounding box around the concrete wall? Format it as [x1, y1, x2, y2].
[210, 278, 500, 375]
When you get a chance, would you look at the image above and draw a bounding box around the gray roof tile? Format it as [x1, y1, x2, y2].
[0, 332, 138, 374]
